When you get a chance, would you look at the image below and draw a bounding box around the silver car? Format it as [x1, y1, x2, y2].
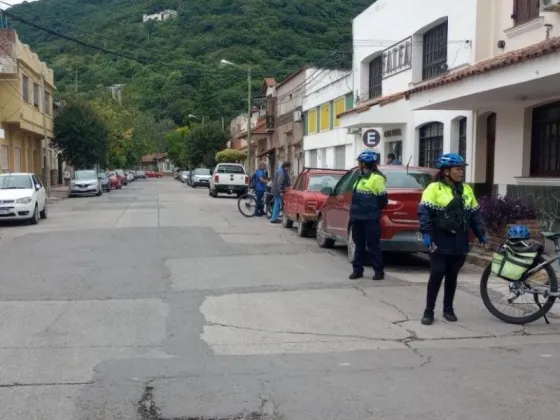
[69, 170, 102, 197]
[191, 168, 211, 188]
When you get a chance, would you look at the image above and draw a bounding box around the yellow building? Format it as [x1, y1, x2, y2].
[0, 29, 57, 183]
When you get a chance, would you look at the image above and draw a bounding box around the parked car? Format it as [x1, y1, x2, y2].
[98, 172, 111, 192]
[69, 169, 103, 197]
[146, 171, 162, 178]
[191, 167, 212, 188]
[135, 170, 147, 179]
[173, 168, 182, 180]
[126, 171, 134, 182]
[282, 168, 346, 237]
[115, 169, 128, 186]
[108, 172, 121, 189]
[209, 164, 248, 197]
[0, 172, 47, 224]
[180, 171, 190, 183]
[315, 165, 436, 260]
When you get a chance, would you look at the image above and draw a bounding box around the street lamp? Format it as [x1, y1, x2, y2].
[188, 114, 205, 126]
[220, 59, 252, 174]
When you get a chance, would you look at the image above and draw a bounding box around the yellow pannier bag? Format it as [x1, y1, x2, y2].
[491, 244, 539, 281]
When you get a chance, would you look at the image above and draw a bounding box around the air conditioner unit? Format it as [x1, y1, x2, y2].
[541, 0, 560, 12]
[293, 110, 302, 121]
[347, 127, 361, 134]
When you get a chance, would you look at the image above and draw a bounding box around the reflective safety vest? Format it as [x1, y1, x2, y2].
[350, 171, 388, 221]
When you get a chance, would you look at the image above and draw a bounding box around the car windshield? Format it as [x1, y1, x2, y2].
[307, 174, 344, 191]
[73, 170, 97, 180]
[194, 168, 211, 175]
[116, 170, 124, 176]
[216, 165, 244, 174]
[98, 173, 107, 180]
[0, 174, 32, 189]
[385, 170, 433, 189]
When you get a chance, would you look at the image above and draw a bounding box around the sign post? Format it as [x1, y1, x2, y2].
[362, 129, 381, 148]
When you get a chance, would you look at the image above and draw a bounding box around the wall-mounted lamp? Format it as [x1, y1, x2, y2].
[497, 40, 506, 49]
[545, 24, 553, 40]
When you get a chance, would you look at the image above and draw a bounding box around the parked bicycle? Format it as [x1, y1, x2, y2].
[237, 188, 277, 218]
[480, 228, 560, 325]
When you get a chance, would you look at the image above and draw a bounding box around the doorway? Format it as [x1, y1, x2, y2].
[485, 113, 496, 196]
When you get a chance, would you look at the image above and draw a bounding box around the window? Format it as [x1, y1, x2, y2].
[531, 101, 560, 177]
[334, 145, 346, 169]
[216, 165, 244, 174]
[32, 175, 43, 188]
[384, 169, 433, 189]
[44, 91, 51, 114]
[334, 97, 345, 127]
[0, 174, 33, 189]
[294, 174, 305, 190]
[0, 145, 8, 170]
[458, 117, 467, 159]
[422, 21, 448, 80]
[307, 174, 344, 191]
[386, 141, 403, 162]
[22, 75, 29, 102]
[307, 108, 318, 134]
[333, 170, 357, 195]
[320, 104, 330, 131]
[308, 150, 318, 167]
[33, 83, 40, 108]
[512, 0, 539, 26]
[194, 168, 211, 175]
[419, 122, 444, 168]
[368, 56, 383, 99]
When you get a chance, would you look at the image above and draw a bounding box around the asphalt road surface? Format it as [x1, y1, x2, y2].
[1, 177, 560, 420]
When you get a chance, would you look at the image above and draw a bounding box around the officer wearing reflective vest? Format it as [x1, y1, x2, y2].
[418, 153, 487, 325]
[349, 150, 388, 281]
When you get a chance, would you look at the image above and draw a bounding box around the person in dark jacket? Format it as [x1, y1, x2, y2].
[418, 153, 487, 325]
[270, 161, 291, 223]
[349, 150, 388, 281]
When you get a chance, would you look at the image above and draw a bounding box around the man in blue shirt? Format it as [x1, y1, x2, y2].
[253, 161, 269, 216]
[270, 161, 291, 223]
[386, 153, 402, 165]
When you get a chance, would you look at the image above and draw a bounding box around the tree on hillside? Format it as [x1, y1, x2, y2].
[53, 100, 110, 169]
[185, 121, 229, 168]
[165, 126, 190, 168]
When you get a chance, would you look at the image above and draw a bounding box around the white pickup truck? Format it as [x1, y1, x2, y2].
[209, 163, 249, 198]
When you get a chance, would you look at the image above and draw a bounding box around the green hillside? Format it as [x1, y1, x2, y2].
[7, 0, 372, 125]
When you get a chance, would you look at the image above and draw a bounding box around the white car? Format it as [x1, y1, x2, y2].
[0, 172, 47, 224]
[209, 163, 249, 198]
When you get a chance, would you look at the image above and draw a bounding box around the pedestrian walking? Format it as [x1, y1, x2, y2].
[253, 161, 269, 216]
[269, 161, 291, 224]
[348, 150, 388, 281]
[418, 153, 487, 325]
[63, 168, 71, 186]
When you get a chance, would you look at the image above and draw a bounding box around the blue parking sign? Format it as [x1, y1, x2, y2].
[362, 129, 380, 147]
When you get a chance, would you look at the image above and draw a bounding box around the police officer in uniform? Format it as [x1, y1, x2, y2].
[418, 153, 487, 325]
[349, 150, 388, 281]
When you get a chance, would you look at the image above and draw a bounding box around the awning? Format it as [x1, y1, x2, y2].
[406, 36, 560, 110]
[338, 92, 409, 128]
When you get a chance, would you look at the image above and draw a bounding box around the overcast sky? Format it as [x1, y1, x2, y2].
[0, 0, 37, 9]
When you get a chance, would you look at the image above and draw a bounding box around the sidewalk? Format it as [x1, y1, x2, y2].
[47, 184, 69, 203]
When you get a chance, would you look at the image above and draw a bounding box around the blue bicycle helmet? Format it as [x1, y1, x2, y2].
[507, 224, 531, 240]
[436, 153, 468, 169]
[357, 150, 378, 164]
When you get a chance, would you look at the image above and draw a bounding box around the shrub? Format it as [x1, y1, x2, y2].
[478, 195, 536, 233]
[215, 149, 247, 164]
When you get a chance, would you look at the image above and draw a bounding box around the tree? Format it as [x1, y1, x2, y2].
[185, 121, 229, 168]
[165, 126, 190, 168]
[215, 148, 247, 163]
[53, 100, 110, 169]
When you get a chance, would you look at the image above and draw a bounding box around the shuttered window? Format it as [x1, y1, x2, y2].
[512, 0, 539, 26]
[422, 22, 448, 80]
[307, 108, 317, 134]
[320, 104, 331, 131]
[531, 101, 560, 177]
[459, 117, 467, 159]
[419, 122, 444, 168]
[368, 56, 382, 99]
[334, 98, 345, 127]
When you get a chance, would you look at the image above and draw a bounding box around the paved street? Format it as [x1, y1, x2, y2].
[1, 177, 560, 420]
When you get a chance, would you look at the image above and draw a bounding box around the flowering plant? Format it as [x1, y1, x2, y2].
[478, 195, 536, 233]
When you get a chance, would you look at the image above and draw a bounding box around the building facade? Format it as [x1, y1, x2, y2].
[406, 0, 560, 229]
[142, 10, 178, 22]
[302, 71, 357, 169]
[0, 29, 57, 185]
[339, 0, 477, 178]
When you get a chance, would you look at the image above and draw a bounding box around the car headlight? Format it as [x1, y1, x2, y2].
[16, 197, 32, 204]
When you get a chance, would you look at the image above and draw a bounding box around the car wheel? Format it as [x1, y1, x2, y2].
[297, 218, 310, 237]
[316, 216, 335, 248]
[282, 212, 293, 228]
[211, 189, 218, 198]
[40, 202, 48, 219]
[29, 204, 39, 225]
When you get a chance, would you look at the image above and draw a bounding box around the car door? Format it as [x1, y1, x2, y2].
[32, 175, 46, 210]
[337, 169, 361, 236]
[322, 170, 353, 236]
[286, 174, 303, 218]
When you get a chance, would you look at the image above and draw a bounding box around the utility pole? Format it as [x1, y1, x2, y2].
[40, 69, 51, 196]
[246, 68, 252, 174]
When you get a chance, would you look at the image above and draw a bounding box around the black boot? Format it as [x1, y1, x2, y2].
[349, 272, 363, 280]
[421, 309, 434, 325]
[443, 307, 458, 322]
[372, 272, 384, 281]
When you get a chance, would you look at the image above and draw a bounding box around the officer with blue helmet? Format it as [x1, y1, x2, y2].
[349, 150, 388, 281]
[418, 153, 487, 325]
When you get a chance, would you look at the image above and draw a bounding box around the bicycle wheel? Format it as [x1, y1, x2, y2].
[480, 258, 558, 325]
[238, 194, 257, 217]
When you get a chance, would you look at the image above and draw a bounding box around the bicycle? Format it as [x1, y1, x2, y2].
[237, 189, 277, 218]
[480, 231, 560, 325]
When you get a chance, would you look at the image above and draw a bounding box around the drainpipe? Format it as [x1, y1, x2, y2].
[470, 110, 478, 187]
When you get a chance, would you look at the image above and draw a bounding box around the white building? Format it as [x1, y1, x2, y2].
[302, 70, 357, 169]
[339, 0, 477, 178]
[405, 0, 560, 230]
[142, 10, 178, 22]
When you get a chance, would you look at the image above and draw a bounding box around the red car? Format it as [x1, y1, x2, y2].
[115, 169, 128, 186]
[146, 171, 162, 178]
[315, 165, 436, 261]
[107, 172, 121, 189]
[282, 168, 346, 237]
